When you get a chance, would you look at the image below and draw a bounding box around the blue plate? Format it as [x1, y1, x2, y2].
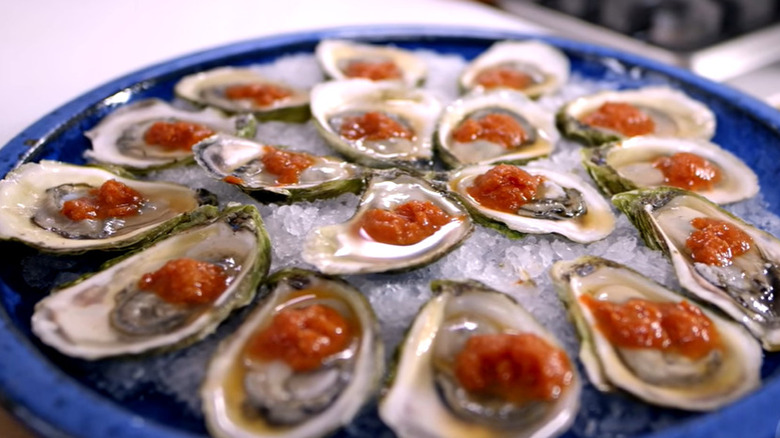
[2, 26, 780, 438]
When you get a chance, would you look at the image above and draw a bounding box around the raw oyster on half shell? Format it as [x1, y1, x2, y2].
[201, 268, 383, 438]
[315, 39, 427, 86]
[84, 98, 257, 171]
[557, 86, 716, 146]
[0, 160, 215, 253]
[552, 256, 761, 410]
[31, 204, 271, 359]
[613, 187, 780, 350]
[380, 279, 581, 438]
[582, 136, 758, 204]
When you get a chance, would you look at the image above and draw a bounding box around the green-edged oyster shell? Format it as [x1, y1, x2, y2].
[435, 90, 558, 168]
[557, 86, 716, 146]
[459, 40, 570, 98]
[613, 187, 780, 350]
[441, 163, 615, 242]
[31, 204, 271, 359]
[380, 279, 581, 438]
[174, 66, 311, 122]
[0, 160, 215, 253]
[83, 98, 257, 172]
[315, 39, 427, 86]
[302, 170, 473, 275]
[201, 268, 383, 438]
[582, 136, 758, 204]
[193, 134, 368, 203]
[551, 256, 761, 410]
[310, 79, 442, 169]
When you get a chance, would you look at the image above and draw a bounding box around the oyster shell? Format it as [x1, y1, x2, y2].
[442, 163, 615, 243]
[83, 98, 257, 171]
[557, 87, 716, 146]
[310, 79, 442, 168]
[315, 39, 427, 86]
[459, 40, 570, 98]
[31, 204, 271, 359]
[201, 268, 383, 438]
[551, 256, 761, 410]
[380, 279, 581, 438]
[0, 160, 214, 253]
[193, 134, 368, 203]
[582, 136, 759, 204]
[613, 187, 780, 350]
[435, 90, 559, 168]
[174, 66, 311, 122]
[302, 170, 473, 275]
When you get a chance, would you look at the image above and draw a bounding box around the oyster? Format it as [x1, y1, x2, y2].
[201, 268, 383, 438]
[459, 40, 570, 98]
[0, 160, 215, 253]
[193, 134, 367, 203]
[315, 39, 427, 86]
[302, 170, 473, 275]
[31, 205, 271, 359]
[551, 256, 761, 411]
[582, 136, 759, 204]
[613, 187, 780, 350]
[83, 98, 257, 171]
[380, 279, 581, 438]
[310, 79, 442, 168]
[442, 163, 615, 243]
[174, 66, 310, 122]
[557, 86, 716, 146]
[435, 90, 558, 168]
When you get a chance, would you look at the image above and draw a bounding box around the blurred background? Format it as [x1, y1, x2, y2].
[486, 0, 780, 106]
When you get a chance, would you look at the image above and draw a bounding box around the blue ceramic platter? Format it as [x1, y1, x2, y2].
[2, 26, 780, 438]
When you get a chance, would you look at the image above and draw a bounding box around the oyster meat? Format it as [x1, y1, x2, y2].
[557, 86, 716, 146]
[302, 170, 473, 275]
[613, 187, 780, 350]
[551, 256, 761, 410]
[380, 280, 581, 438]
[0, 160, 214, 253]
[174, 66, 311, 122]
[310, 79, 442, 168]
[315, 39, 427, 86]
[582, 136, 759, 204]
[435, 90, 559, 168]
[459, 40, 570, 98]
[193, 134, 367, 203]
[201, 268, 383, 438]
[84, 98, 257, 171]
[443, 163, 615, 243]
[31, 205, 272, 359]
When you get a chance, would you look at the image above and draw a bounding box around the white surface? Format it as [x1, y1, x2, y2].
[0, 0, 548, 148]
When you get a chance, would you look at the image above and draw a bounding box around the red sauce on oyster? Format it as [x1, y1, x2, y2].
[466, 164, 544, 213]
[685, 217, 752, 266]
[360, 200, 454, 246]
[61, 179, 146, 221]
[245, 302, 353, 372]
[339, 111, 415, 142]
[143, 121, 215, 151]
[580, 102, 655, 137]
[138, 258, 228, 306]
[474, 66, 533, 90]
[451, 113, 528, 149]
[454, 333, 574, 404]
[581, 294, 722, 360]
[652, 152, 722, 191]
[224, 83, 293, 108]
[343, 60, 402, 81]
[261, 147, 315, 185]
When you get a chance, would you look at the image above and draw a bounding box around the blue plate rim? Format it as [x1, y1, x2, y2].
[2, 24, 779, 438]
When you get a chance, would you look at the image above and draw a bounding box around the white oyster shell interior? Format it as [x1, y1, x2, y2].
[315, 39, 427, 86]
